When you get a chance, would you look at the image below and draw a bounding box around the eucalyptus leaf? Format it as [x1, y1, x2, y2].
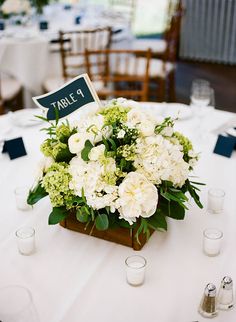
[95, 214, 109, 230]
[76, 208, 89, 223]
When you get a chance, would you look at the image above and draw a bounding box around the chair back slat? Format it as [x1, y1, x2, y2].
[59, 27, 112, 80]
[85, 48, 151, 101]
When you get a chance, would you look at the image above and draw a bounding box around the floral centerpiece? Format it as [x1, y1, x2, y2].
[28, 98, 203, 246]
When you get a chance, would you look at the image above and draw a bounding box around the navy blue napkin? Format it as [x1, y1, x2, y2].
[64, 4, 71, 10]
[2, 137, 27, 160]
[213, 134, 236, 158]
[39, 21, 48, 30]
[0, 21, 5, 31]
[75, 16, 81, 25]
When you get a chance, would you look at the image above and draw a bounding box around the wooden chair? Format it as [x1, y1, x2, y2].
[85, 48, 151, 102]
[43, 27, 112, 93]
[0, 73, 23, 115]
[109, 0, 136, 27]
[132, 0, 184, 101]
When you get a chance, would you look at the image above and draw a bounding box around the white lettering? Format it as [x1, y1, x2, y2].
[69, 92, 77, 103]
[51, 101, 57, 108]
[76, 89, 84, 97]
[60, 99, 68, 108]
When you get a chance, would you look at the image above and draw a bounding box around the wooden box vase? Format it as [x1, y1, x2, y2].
[60, 211, 154, 250]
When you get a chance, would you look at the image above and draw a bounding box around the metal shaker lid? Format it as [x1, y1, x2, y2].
[221, 276, 233, 290]
[205, 283, 217, 297]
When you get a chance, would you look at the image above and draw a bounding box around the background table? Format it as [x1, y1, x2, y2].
[0, 4, 133, 107]
[0, 103, 236, 322]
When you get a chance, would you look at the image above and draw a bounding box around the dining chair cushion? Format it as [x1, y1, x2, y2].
[116, 57, 175, 78]
[1, 78, 22, 101]
[132, 39, 167, 54]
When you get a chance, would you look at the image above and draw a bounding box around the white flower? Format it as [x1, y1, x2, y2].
[117, 129, 126, 139]
[35, 156, 54, 181]
[89, 144, 105, 161]
[161, 126, 174, 137]
[68, 133, 91, 154]
[138, 119, 155, 137]
[117, 172, 158, 223]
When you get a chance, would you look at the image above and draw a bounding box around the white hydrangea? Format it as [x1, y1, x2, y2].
[134, 135, 190, 187]
[117, 172, 158, 224]
[69, 153, 119, 211]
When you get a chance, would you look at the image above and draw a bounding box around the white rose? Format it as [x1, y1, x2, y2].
[138, 120, 155, 137]
[126, 108, 144, 126]
[89, 144, 105, 161]
[68, 133, 91, 154]
[117, 172, 158, 223]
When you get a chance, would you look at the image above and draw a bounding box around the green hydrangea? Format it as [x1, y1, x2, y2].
[42, 162, 74, 208]
[173, 131, 193, 158]
[56, 123, 71, 142]
[100, 105, 130, 125]
[117, 144, 136, 161]
[41, 139, 67, 159]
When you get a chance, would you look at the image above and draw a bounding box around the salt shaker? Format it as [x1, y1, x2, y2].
[199, 283, 218, 318]
[217, 276, 234, 310]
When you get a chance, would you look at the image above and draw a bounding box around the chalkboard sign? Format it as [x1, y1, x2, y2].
[33, 74, 101, 120]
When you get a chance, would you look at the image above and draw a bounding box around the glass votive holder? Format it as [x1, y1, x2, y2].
[208, 188, 225, 213]
[125, 255, 147, 286]
[14, 186, 31, 211]
[16, 227, 35, 255]
[203, 228, 223, 257]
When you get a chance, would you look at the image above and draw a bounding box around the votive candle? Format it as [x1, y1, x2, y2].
[125, 255, 147, 286]
[203, 229, 223, 256]
[16, 227, 35, 255]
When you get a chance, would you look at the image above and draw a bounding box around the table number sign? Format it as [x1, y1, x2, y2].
[33, 74, 101, 121]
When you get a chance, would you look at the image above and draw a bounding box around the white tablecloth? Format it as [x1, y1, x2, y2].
[0, 103, 236, 322]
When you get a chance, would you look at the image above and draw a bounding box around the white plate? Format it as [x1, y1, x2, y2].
[10, 109, 44, 127]
[163, 103, 193, 120]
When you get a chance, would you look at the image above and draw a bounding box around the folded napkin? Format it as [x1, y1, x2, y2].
[2, 137, 27, 160]
[213, 133, 236, 158]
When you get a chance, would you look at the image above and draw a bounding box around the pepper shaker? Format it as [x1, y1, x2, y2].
[199, 283, 218, 318]
[217, 276, 234, 310]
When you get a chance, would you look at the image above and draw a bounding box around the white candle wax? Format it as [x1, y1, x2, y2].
[208, 189, 225, 213]
[16, 228, 35, 255]
[203, 229, 223, 256]
[125, 256, 146, 286]
[15, 187, 31, 211]
[126, 262, 145, 286]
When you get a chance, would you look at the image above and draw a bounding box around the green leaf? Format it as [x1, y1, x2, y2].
[76, 208, 89, 223]
[48, 207, 68, 225]
[27, 183, 48, 205]
[160, 199, 185, 220]
[95, 214, 109, 231]
[108, 138, 117, 151]
[102, 137, 110, 151]
[56, 146, 75, 163]
[148, 212, 167, 231]
[81, 140, 93, 161]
